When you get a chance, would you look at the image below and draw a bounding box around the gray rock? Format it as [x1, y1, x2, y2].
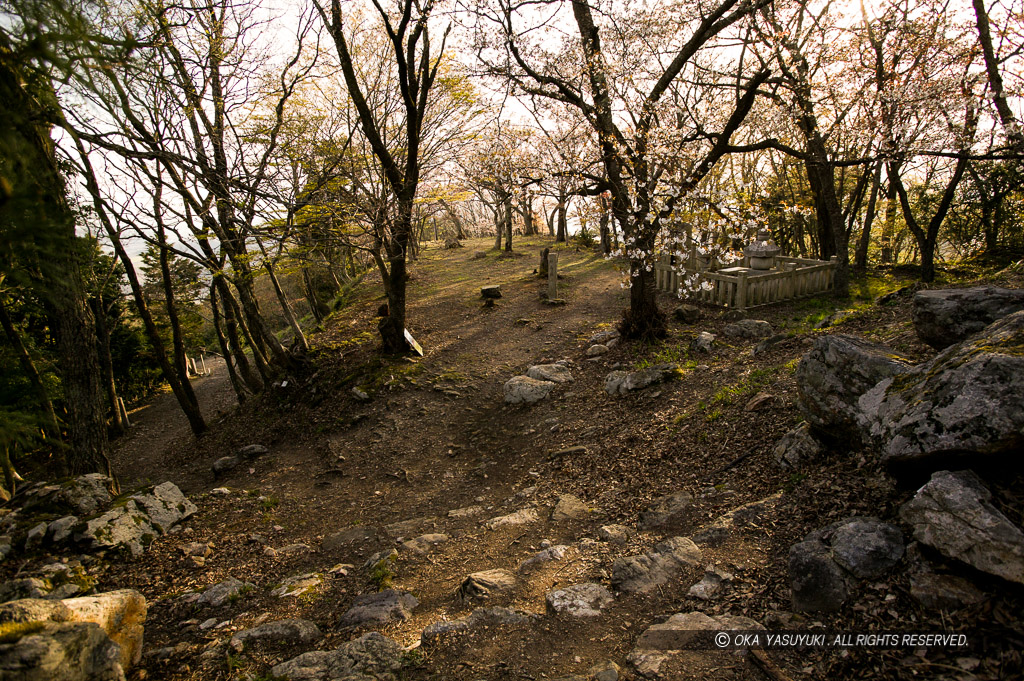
[196, 578, 252, 608]
[639, 491, 693, 529]
[586, 344, 609, 356]
[612, 537, 702, 593]
[458, 569, 516, 602]
[900, 470, 1024, 584]
[0, 598, 73, 624]
[211, 456, 240, 477]
[690, 332, 715, 353]
[551, 494, 592, 521]
[272, 573, 324, 598]
[0, 579, 52, 603]
[50, 474, 114, 516]
[271, 632, 404, 681]
[237, 444, 269, 458]
[908, 570, 987, 611]
[673, 305, 701, 324]
[129, 482, 196, 534]
[604, 364, 676, 396]
[633, 610, 764, 651]
[589, 661, 621, 681]
[48, 516, 79, 544]
[796, 334, 912, 439]
[338, 590, 418, 627]
[687, 566, 734, 600]
[503, 376, 556, 404]
[0, 621, 125, 681]
[789, 539, 848, 612]
[351, 388, 370, 402]
[421, 607, 536, 644]
[913, 286, 1024, 349]
[693, 493, 782, 547]
[526, 363, 573, 384]
[322, 525, 379, 552]
[773, 422, 822, 468]
[861, 312, 1024, 469]
[724, 319, 772, 339]
[518, 545, 569, 571]
[830, 518, 904, 579]
[483, 508, 538, 529]
[447, 506, 484, 519]
[588, 329, 620, 345]
[25, 522, 47, 548]
[74, 503, 155, 557]
[545, 583, 613, 617]
[598, 524, 636, 545]
[399, 533, 447, 555]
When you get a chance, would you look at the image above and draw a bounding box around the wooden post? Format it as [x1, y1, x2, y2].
[548, 252, 558, 300]
[118, 397, 130, 428]
[200, 355, 208, 376]
[736, 271, 748, 310]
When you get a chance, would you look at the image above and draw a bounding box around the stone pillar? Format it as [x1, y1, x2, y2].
[548, 252, 558, 300]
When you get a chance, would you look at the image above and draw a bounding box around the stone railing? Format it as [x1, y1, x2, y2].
[654, 253, 838, 311]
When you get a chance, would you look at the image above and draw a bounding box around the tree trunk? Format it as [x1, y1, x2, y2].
[504, 194, 514, 252]
[855, 163, 882, 269]
[263, 254, 309, 352]
[89, 296, 124, 437]
[556, 195, 568, 243]
[210, 283, 247, 403]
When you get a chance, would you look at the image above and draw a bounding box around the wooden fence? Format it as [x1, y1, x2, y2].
[654, 254, 837, 310]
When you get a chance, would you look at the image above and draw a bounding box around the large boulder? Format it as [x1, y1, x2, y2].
[604, 364, 676, 396]
[900, 470, 1024, 585]
[61, 590, 146, 669]
[0, 622, 125, 681]
[796, 335, 913, 440]
[270, 632, 404, 681]
[913, 286, 1024, 349]
[338, 590, 418, 627]
[545, 583, 613, 617]
[860, 312, 1024, 471]
[74, 504, 155, 558]
[128, 482, 196, 535]
[526, 363, 573, 384]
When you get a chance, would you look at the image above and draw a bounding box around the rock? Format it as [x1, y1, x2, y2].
[271, 632, 404, 681]
[598, 524, 635, 545]
[589, 661, 621, 681]
[351, 387, 370, 402]
[743, 392, 775, 411]
[338, 590, 418, 627]
[363, 548, 397, 571]
[74, 503, 156, 557]
[900, 470, 1024, 584]
[447, 506, 484, 519]
[796, 334, 912, 439]
[604, 364, 675, 395]
[272, 573, 324, 598]
[210, 487, 231, 496]
[673, 305, 701, 324]
[588, 329, 620, 345]
[322, 525, 379, 552]
[633, 611, 764, 652]
[230, 618, 323, 652]
[399, 533, 447, 555]
[687, 566, 734, 600]
[421, 607, 536, 645]
[909, 570, 987, 611]
[773, 422, 822, 468]
[0, 598, 73, 624]
[724, 319, 772, 339]
[503, 376, 556, 404]
[129, 482, 196, 534]
[24, 523, 47, 549]
[829, 518, 904, 579]
[545, 583, 613, 617]
[237, 444, 268, 458]
[789, 539, 849, 612]
[754, 333, 787, 356]
[860, 312, 1024, 470]
[481, 285, 502, 299]
[0, 621, 125, 681]
[48, 474, 113, 516]
[519, 545, 569, 571]
[639, 491, 693, 529]
[721, 309, 746, 322]
[551, 494, 593, 521]
[690, 332, 715, 353]
[48, 517, 78, 544]
[0, 579, 52, 602]
[912, 286, 1024, 349]
[458, 569, 516, 601]
[61, 590, 146, 669]
[693, 493, 782, 547]
[196, 578, 253, 608]
[526, 363, 573, 383]
[612, 537, 702, 593]
[586, 344, 609, 356]
[384, 516, 439, 538]
[211, 456, 240, 477]
[483, 508, 538, 529]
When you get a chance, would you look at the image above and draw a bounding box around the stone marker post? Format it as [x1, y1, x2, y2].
[548, 252, 558, 300]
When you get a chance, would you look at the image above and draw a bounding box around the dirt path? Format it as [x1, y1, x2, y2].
[111, 355, 237, 492]
[84, 238, 1013, 681]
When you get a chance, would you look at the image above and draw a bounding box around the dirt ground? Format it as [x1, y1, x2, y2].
[73, 237, 1024, 681]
